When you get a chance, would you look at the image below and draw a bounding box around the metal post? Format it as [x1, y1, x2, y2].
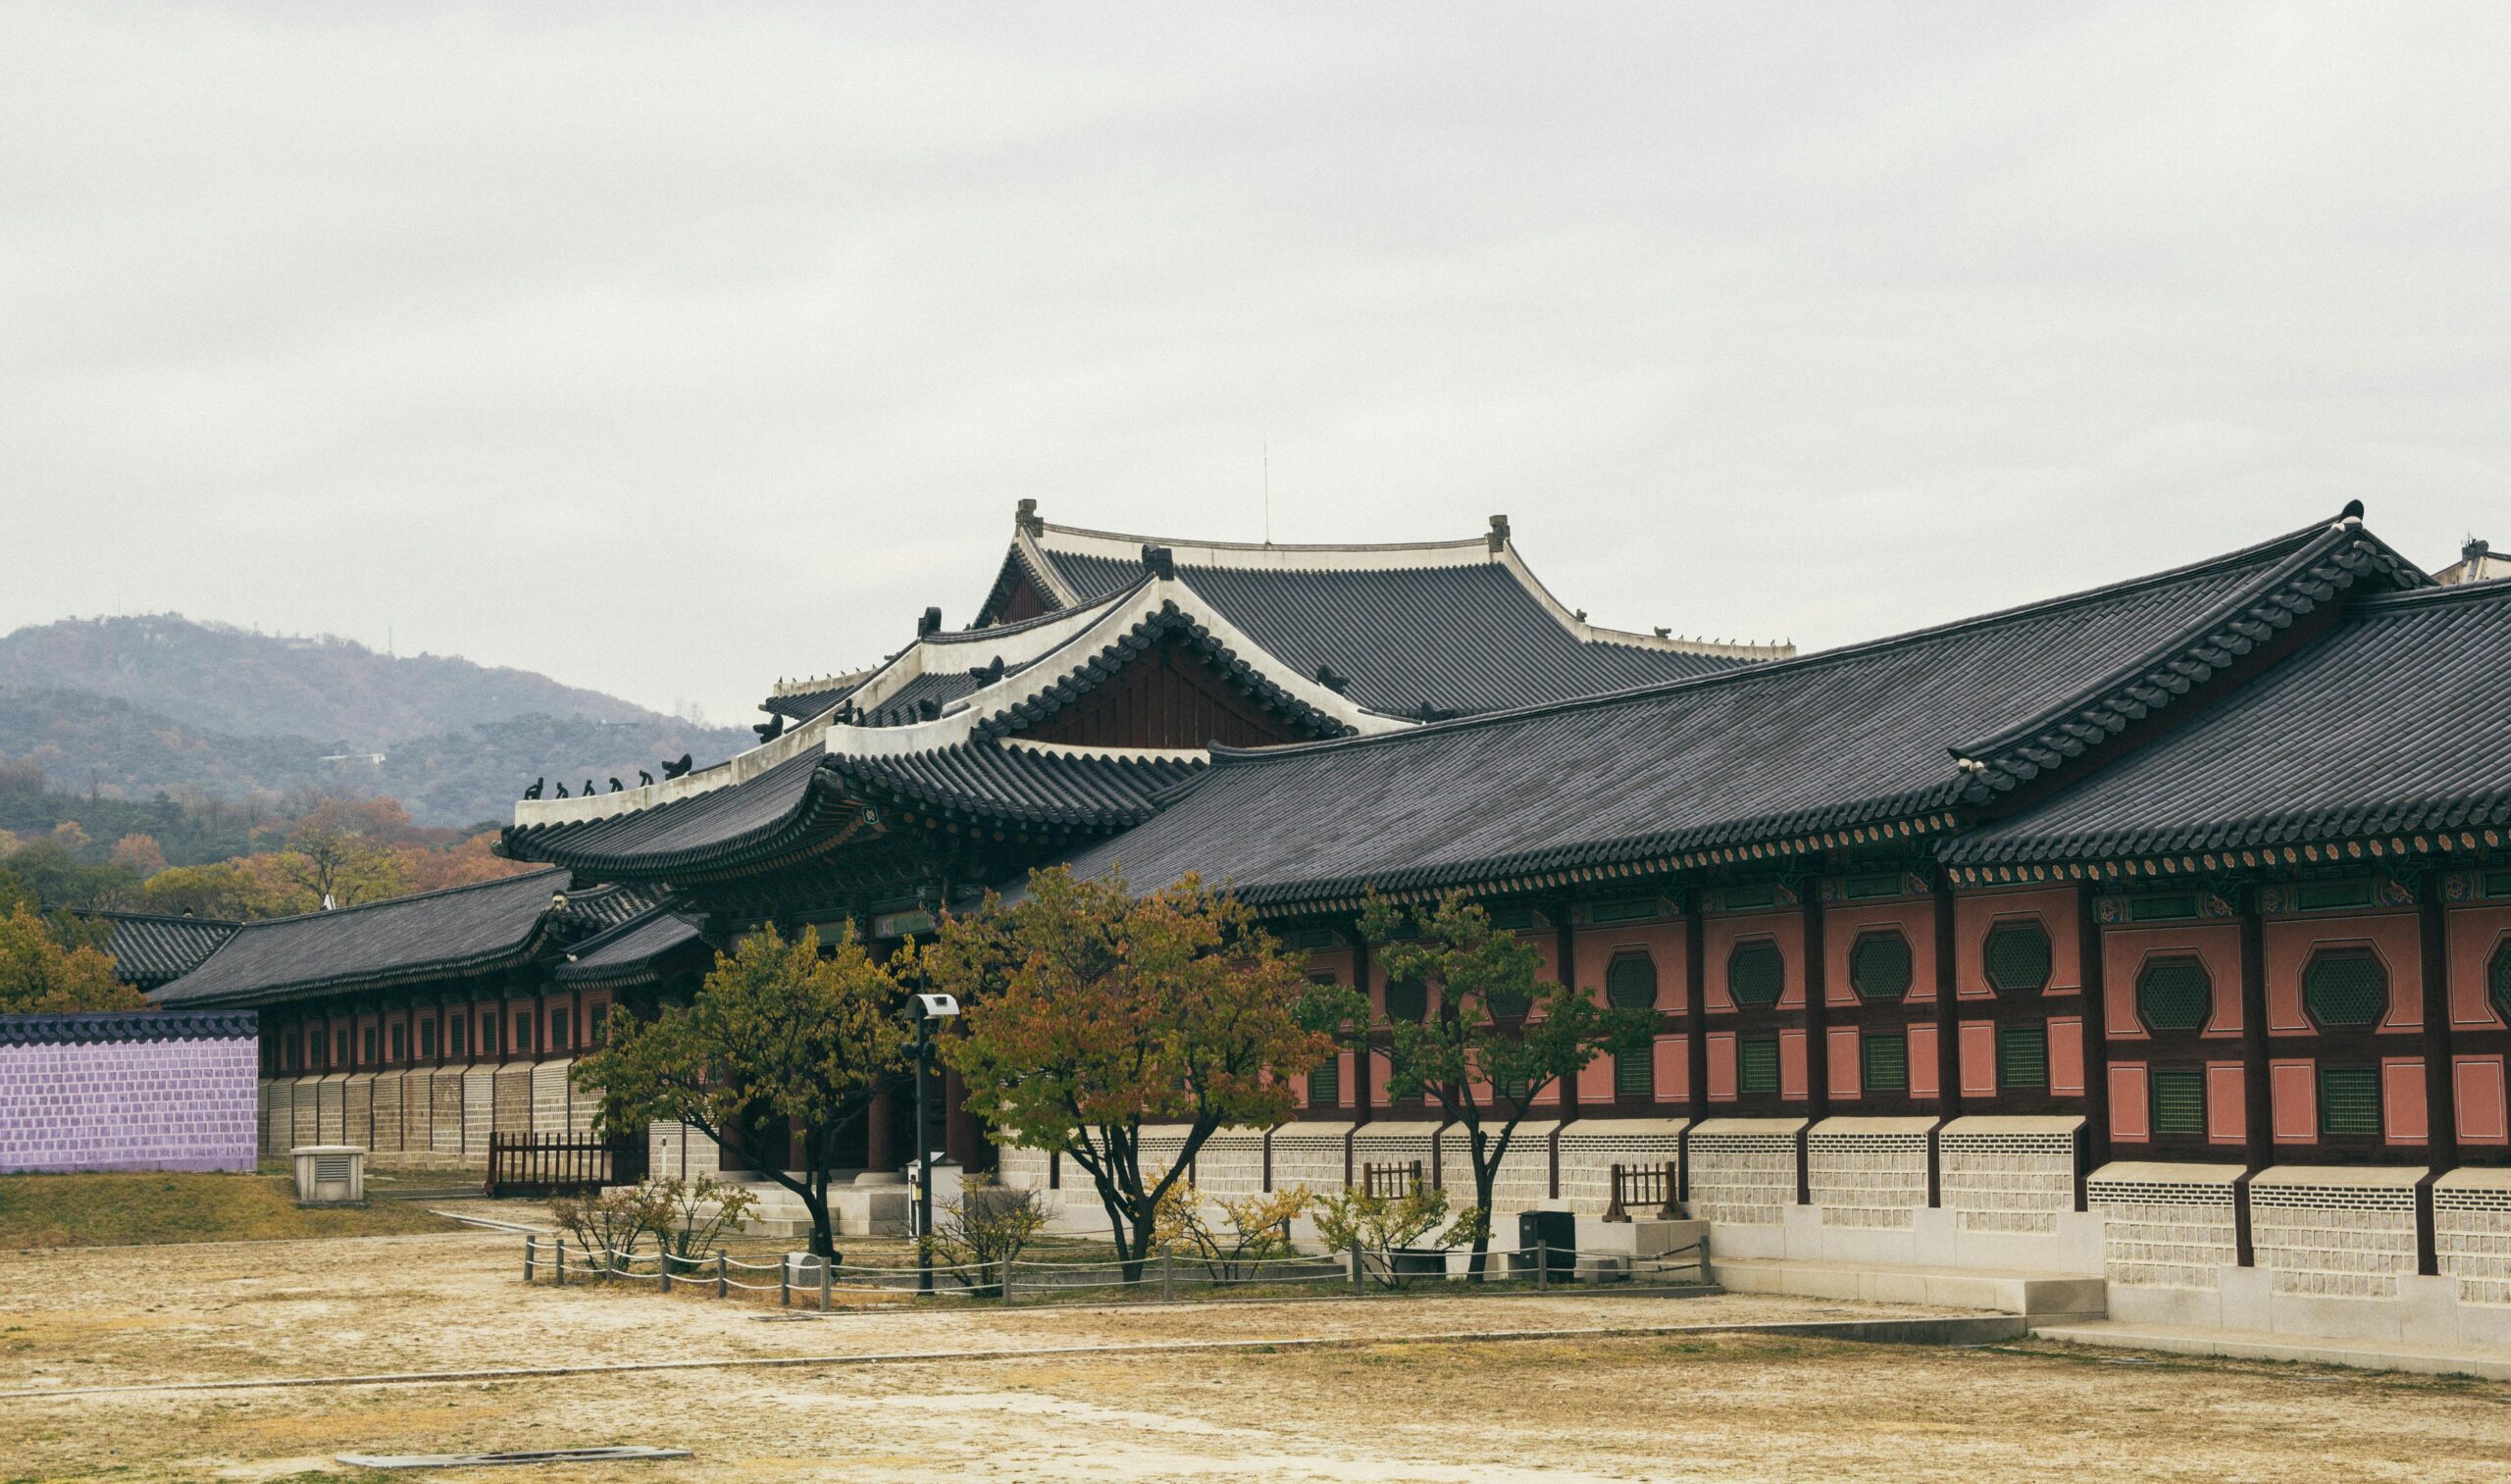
[716, 1251, 728, 1299]
[780, 1257, 791, 1308]
[1350, 1241, 1364, 1294]
[1160, 1248, 1175, 1303]
[554, 1238, 565, 1288]
[1535, 1239, 1549, 1291]
[916, 1015, 935, 1296]
[657, 1250, 671, 1293]
[523, 1235, 536, 1283]
[820, 1255, 833, 1312]
[1000, 1258, 1015, 1305]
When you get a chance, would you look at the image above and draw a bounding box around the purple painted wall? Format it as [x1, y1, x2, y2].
[0, 1012, 260, 1174]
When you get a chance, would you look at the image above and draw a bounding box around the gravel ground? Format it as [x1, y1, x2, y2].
[6, 1232, 2508, 1481]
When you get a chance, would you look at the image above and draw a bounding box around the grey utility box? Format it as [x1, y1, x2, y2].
[291, 1145, 367, 1205]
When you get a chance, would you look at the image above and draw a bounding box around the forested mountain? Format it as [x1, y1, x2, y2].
[0, 614, 661, 748]
[0, 614, 752, 829]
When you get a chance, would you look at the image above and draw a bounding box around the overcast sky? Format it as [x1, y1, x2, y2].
[5, 3, 2505, 724]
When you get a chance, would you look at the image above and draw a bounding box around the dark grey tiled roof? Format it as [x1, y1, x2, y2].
[1946, 581, 2511, 869]
[762, 682, 861, 722]
[556, 907, 707, 988]
[501, 740, 1204, 876]
[153, 869, 575, 1007]
[82, 912, 240, 987]
[0, 1010, 257, 1047]
[1041, 551, 1746, 716]
[1056, 517, 2421, 907]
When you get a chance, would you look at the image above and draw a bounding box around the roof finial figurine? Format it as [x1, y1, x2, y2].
[1313, 662, 1350, 693]
[1142, 543, 1175, 580]
[1654, 627, 1671, 639]
[554, 782, 569, 797]
[522, 777, 543, 800]
[2338, 498, 2366, 524]
[639, 769, 654, 787]
[917, 606, 944, 638]
[662, 753, 693, 780]
[608, 777, 624, 793]
[1487, 513, 1511, 553]
[582, 779, 595, 797]
[753, 712, 786, 743]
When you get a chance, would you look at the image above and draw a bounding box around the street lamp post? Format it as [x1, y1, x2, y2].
[910, 992, 959, 1295]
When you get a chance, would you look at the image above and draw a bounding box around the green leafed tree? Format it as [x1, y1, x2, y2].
[572, 923, 911, 1261]
[1359, 891, 1658, 1280]
[0, 897, 145, 1014]
[924, 866, 1349, 1281]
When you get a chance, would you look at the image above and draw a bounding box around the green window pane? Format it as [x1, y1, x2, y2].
[1984, 922, 2053, 997]
[2128, 894, 2200, 922]
[1384, 976, 1428, 1022]
[2137, 957, 2212, 1033]
[1843, 873, 1902, 900]
[1614, 1049, 1655, 1100]
[2488, 942, 2511, 1026]
[2297, 879, 2374, 911]
[1998, 1023, 2049, 1089]
[1486, 986, 1532, 1019]
[2151, 1066, 2206, 1136]
[1307, 1060, 1339, 1107]
[1492, 1071, 1533, 1101]
[1862, 1032, 1909, 1094]
[1606, 953, 1659, 1009]
[1590, 897, 1661, 924]
[1729, 941, 1785, 1008]
[1850, 932, 1912, 1002]
[2319, 1066, 2383, 1137]
[2303, 949, 2387, 1029]
[1739, 1036, 1781, 1093]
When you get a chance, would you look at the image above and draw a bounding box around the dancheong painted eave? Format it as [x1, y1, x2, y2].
[1943, 576, 2511, 880]
[1051, 509, 2427, 911]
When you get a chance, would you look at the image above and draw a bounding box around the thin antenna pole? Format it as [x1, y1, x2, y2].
[1262, 440, 1272, 545]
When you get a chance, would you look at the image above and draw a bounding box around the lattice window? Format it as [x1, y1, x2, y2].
[1729, 940, 1784, 1008]
[419, 1017, 436, 1059]
[1606, 952, 1658, 1008]
[1739, 1036, 1780, 1093]
[2303, 948, 2386, 1030]
[2319, 1065, 2383, 1136]
[1486, 984, 1532, 1019]
[1307, 1059, 1339, 1107]
[1614, 1048, 1654, 1100]
[1850, 931, 1912, 1002]
[1998, 1023, 2048, 1089]
[1862, 1031, 1909, 1093]
[2137, 956, 2212, 1033]
[1984, 921, 2053, 997]
[2489, 941, 2511, 1025]
[1492, 1070, 1533, 1101]
[1385, 975, 1428, 1023]
[2151, 1064, 2206, 1135]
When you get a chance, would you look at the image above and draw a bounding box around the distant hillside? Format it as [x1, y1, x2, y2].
[0, 614, 664, 748]
[0, 685, 748, 829]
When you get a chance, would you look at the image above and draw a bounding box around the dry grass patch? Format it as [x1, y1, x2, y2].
[0, 1173, 458, 1251]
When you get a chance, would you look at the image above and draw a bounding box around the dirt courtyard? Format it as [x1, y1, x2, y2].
[5, 1225, 2509, 1483]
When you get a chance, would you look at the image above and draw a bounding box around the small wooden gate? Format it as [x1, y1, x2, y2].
[1362, 1159, 1425, 1199]
[486, 1131, 647, 1198]
[1603, 1160, 1684, 1222]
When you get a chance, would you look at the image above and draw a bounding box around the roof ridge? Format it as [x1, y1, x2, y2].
[1203, 514, 2352, 771]
[80, 908, 243, 928]
[559, 901, 692, 955]
[1034, 520, 1489, 558]
[213, 866, 565, 932]
[2344, 574, 2511, 614]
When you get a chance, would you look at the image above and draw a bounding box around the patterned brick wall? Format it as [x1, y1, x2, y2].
[0, 1015, 258, 1174]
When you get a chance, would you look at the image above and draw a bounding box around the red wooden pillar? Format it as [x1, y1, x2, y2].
[2234, 887, 2272, 1266]
[1683, 889, 1708, 1124]
[1933, 873, 1962, 1121]
[2076, 882, 2113, 1203]
[2418, 869, 2459, 1276]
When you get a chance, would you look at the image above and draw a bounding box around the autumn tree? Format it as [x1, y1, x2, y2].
[924, 867, 1347, 1281]
[1359, 892, 1658, 1280]
[110, 834, 168, 876]
[0, 900, 144, 1014]
[573, 924, 911, 1261]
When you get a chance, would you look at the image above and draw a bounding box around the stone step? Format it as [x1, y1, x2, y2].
[2031, 1320, 2511, 1381]
[1710, 1256, 2106, 1320]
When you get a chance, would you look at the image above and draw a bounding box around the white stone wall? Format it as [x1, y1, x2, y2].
[1269, 1125, 1350, 1196]
[2087, 1167, 2238, 1292]
[1136, 1124, 1194, 1189]
[2249, 1178, 2420, 1302]
[1687, 1129, 1800, 1227]
[460, 1066, 495, 1160]
[1554, 1122, 1685, 1217]
[531, 1059, 576, 1136]
[1351, 1123, 1438, 1194]
[2435, 1177, 2511, 1306]
[370, 1073, 403, 1155]
[1941, 1121, 2078, 1236]
[1807, 1127, 1927, 1231]
[997, 1144, 1052, 1192]
[1194, 1128, 1267, 1198]
[431, 1071, 467, 1162]
[344, 1074, 376, 1151]
[1485, 1122, 1557, 1212]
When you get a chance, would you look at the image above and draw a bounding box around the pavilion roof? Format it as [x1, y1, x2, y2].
[77, 910, 240, 988]
[1051, 510, 2427, 909]
[1945, 578, 2511, 877]
[150, 871, 661, 1007]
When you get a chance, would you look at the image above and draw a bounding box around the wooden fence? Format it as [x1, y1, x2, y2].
[486, 1131, 647, 1199]
[1603, 1160, 1683, 1223]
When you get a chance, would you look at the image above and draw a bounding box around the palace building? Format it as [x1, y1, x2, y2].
[166, 498, 2511, 1348]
